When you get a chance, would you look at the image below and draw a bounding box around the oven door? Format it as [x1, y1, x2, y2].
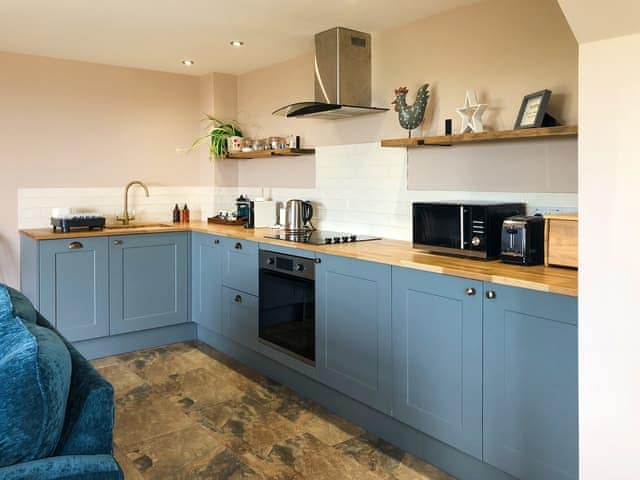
[259, 268, 315, 364]
[413, 203, 468, 251]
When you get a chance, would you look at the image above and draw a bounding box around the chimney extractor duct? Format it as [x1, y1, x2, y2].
[272, 27, 388, 120]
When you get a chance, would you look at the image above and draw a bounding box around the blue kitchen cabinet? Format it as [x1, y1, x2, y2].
[483, 283, 578, 480]
[221, 286, 258, 351]
[315, 254, 392, 413]
[109, 232, 189, 335]
[191, 232, 223, 333]
[222, 237, 259, 296]
[39, 237, 110, 342]
[392, 267, 483, 459]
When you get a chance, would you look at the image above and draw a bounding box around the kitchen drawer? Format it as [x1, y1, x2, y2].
[222, 238, 259, 295]
[221, 287, 258, 351]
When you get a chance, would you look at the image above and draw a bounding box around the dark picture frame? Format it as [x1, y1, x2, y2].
[514, 89, 556, 129]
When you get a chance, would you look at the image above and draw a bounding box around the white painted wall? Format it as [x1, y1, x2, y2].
[578, 32, 640, 479]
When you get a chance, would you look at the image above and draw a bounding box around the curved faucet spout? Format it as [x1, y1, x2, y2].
[119, 180, 150, 225]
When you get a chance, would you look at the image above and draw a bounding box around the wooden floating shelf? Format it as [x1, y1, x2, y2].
[226, 148, 315, 159]
[381, 125, 578, 148]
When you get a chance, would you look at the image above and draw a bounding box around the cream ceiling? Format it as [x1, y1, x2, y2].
[0, 0, 482, 75]
[557, 0, 640, 43]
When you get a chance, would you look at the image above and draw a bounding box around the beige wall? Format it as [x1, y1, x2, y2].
[222, 0, 578, 188]
[0, 51, 205, 287]
[0, 0, 579, 285]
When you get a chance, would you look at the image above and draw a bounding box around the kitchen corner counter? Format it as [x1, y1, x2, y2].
[20, 221, 578, 297]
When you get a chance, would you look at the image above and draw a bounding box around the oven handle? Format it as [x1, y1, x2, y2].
[460, 205, 465, 250]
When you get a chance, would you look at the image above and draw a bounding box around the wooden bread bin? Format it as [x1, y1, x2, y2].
[544, 213, 578, 268]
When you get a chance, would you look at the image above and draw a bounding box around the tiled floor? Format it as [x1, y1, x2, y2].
[92, 342, 456, 480]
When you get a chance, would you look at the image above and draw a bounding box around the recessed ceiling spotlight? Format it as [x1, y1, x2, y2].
[230, 40, 244, 47]
[181, 59, 195, 66]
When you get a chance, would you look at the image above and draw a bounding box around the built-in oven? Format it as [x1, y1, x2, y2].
[259, 250, 316, 365]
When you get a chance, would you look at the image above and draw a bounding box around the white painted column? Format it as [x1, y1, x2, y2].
[578, 32, 640, 479]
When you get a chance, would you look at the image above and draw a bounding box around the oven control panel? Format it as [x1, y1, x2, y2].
[260, 250, 315, 281]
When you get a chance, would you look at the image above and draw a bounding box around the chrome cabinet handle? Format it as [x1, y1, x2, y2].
[113, 240, 123, 246]
[234, 294, 242, 303]
[68, 241, 83, 249]
[486, 290, 496, 300]
[465, 287, 476, 296]
[235, 242, 242, 250]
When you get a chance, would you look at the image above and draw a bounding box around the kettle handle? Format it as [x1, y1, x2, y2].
[304, 202, 313, 223]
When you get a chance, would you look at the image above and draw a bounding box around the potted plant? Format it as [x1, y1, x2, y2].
[184, 114, 242, 159]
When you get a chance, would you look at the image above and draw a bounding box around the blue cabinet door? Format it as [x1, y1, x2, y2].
[392, 267, 483, 459]
[109, 233, 189, 335]
[192, 232, 223, 333]
[316, 254, 392, 413]
[39, 237, 109, 342]
[483, 283, 578, 480]
[221, 287, 258, 351]
[221, 238, 259, 296]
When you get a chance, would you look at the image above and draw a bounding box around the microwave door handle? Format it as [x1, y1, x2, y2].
[460, 206, 465, 250]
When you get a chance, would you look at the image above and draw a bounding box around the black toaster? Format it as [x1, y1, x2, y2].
[500, 215, 545, 266]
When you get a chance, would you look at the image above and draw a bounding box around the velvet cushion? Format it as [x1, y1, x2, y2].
[0, 454, 124, 480]
[7, 286, 37, 325]
[0, 285, 72, 467]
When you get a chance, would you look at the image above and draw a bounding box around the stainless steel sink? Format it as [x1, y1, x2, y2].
[104, 223, 174, 230]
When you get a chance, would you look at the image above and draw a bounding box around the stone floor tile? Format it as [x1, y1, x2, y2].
[120, 424, 232, 479]
[335, 433, 405, 475]
[185, 446, 270, 480]
[113, 444, 144, 480]
[289, 403, 365, 447]
[90, 354, 122, 369]
[267, 432, 380, 480]
[189, 399, 300, 458]
[394, 453, 457, 480]
[153, 367, 247, 412]
[108, 342, 456, 479]
[113, 383, 197, 448]
[118, 343, 203, 384]
[95, 363, 145, 398]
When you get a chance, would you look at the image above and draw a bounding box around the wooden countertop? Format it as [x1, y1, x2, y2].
[20, 221, 578, 297]
[545, 213, 578, 221]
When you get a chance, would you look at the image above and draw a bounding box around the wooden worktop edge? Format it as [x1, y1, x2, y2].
[20, 223, 578, 297]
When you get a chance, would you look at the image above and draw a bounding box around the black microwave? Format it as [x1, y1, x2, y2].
[413, 202, 526, 259]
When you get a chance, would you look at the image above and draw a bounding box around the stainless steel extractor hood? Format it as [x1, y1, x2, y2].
[272, 27, 388, 120]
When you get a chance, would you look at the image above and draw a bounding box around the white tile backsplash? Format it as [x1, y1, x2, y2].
[18, 186, 215, 229]
[215, 142, 578, 241]
[19, 143, 577, 239]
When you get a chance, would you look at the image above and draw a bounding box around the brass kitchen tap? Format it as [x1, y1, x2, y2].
[117, 180, 150, 225]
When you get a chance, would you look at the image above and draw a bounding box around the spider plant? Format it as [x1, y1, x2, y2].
[183, 114, 242, 159]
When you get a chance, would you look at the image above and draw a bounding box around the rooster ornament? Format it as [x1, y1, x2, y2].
[392, 84, 430, 137]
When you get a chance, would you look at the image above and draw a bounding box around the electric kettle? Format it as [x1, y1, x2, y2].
[284, 200, 313, 232]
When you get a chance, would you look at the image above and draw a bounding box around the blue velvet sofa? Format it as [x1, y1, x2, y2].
[0, 286, 123, 480]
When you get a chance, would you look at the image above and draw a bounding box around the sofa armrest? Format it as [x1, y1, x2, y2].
[0, 454, 123, 480]
[35, 313, 116, 456]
